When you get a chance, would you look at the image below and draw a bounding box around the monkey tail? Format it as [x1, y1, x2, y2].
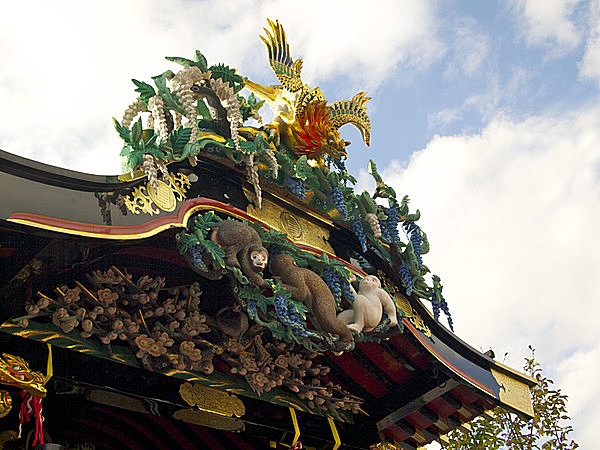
[312, 298, 353, 344]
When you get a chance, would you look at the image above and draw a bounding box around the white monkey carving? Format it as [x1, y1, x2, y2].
[337, 275, 398, 334]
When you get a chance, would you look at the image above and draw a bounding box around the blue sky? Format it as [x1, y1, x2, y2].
[1, 1, 599, 447]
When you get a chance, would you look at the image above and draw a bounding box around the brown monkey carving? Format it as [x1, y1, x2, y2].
[210, 221, 269, 287]
[270, 253, 354, 351]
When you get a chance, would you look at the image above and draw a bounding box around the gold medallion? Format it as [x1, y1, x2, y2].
[147, 180, 176, 212]
[279, 211, 303, 239]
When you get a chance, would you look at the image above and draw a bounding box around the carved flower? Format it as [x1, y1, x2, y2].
[36, 297, 50, 309]
[179, 341, 200, 360]
[275, 354, 288, 369]
[226, 339, 244, 354]
[241, 355, 258, 373]
[52, 308, 69, 326]
[180, 321, 198, 337]
[82, 319, 93, 333]
[62, 287, 81, 304]
[124, 320, 139, 335]
[88, 306, 104, 320]
[172, 359, 186, 370]
[154, 307, 165, 317]
[75, 308, 87, 321]
[164, 299, 176, 314]
[135, 334, 155, 352]
[136, 275, 153, 290]
[17, 318, 29, 328]
[90, 269, 121, 285]
[147, 341, 166, 357]
[288, 353, 303, 369]
[179, 341, 195, 356]
[156, 332, 174, 348]
[251, 372, 268, 387]
[97, 288, 118, 307]
[107, 331, 118, 341]
[134, 293, 150, 305]
[112, 319, 124, 331]
[25, 304, 40, 316]
[106, 306, 117, 316]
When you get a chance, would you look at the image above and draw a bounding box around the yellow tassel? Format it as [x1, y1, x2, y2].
[328, 417, 341, 450]
[289, 407, 300, 446]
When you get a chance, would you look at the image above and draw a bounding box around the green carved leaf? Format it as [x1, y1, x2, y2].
[113, 118, 131, 143]
[127, 149, 145, 169]
[368, 159, 383, 185]
[189, 211, 222, 238]
[235, 138, 257, 155]
[151, 71, 182, 113]
[169, 126, 193, 153]
[165, 56, 196, 67]
[132, 79, 156, 103]
[177, 232, 200, 254]
[131, 117, 143, 143]
[196, 99, 211, 120]
[274, 151, 294, 175]
[247, 92, 264, 111]
[194, 50, 208, 72]
[119, 145, 132, 157]
[295, 155, 309, 180]
[208, 64, 245, 88]
[199, 240, 225, 268]
[239, 285, 267, 302]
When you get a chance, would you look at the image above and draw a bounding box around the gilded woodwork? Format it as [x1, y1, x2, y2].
[124, 172, 190, 215]
[179, 382, 245, 418]
[491, 368, 534, 417]
[245, 191, 335, 254]
[173, 408, 245, 432]
[378, 271, 431, 337]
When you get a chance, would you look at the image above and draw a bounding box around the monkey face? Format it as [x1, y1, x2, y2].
[250, 250, 268, 270]
[360, 275, 381, 290]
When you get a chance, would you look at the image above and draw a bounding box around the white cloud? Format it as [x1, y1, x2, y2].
[509, 0, 583, 53]
[443, 18, 489, 80]
[579, 0, 600, 83]
[0, 0, 443, 174]
[377, 108, 600, 447]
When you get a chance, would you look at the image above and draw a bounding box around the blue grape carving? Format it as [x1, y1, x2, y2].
[322, 267, 342, 300]
[283, 175, 306, 200]
[329, 186, 348, 220]
[352, 219, 368, 253]
[384, 207, 401, 244]
[403, 221, 423, 269]
[397, 263, 413, 296]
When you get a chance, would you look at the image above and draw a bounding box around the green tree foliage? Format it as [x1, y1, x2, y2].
[444, 346, 578, 449]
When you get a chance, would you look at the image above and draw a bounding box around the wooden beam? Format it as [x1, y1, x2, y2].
[377, 380, 460, 431]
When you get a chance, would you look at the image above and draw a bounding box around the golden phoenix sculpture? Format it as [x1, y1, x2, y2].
[245, 19, 371, 162]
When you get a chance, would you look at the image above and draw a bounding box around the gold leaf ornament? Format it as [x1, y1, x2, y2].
[179, 382, 245, 418]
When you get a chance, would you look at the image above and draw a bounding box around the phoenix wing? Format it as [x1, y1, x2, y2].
[328, 92, 372, 146]
[260, 19, 304, 93]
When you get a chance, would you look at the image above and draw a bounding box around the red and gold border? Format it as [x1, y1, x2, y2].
[8, 198, 366, 276]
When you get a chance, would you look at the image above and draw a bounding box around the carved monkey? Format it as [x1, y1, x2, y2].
[270, 253, 353, 350]
[337, 275, 398, 334]
[210, 221, 269, 287]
